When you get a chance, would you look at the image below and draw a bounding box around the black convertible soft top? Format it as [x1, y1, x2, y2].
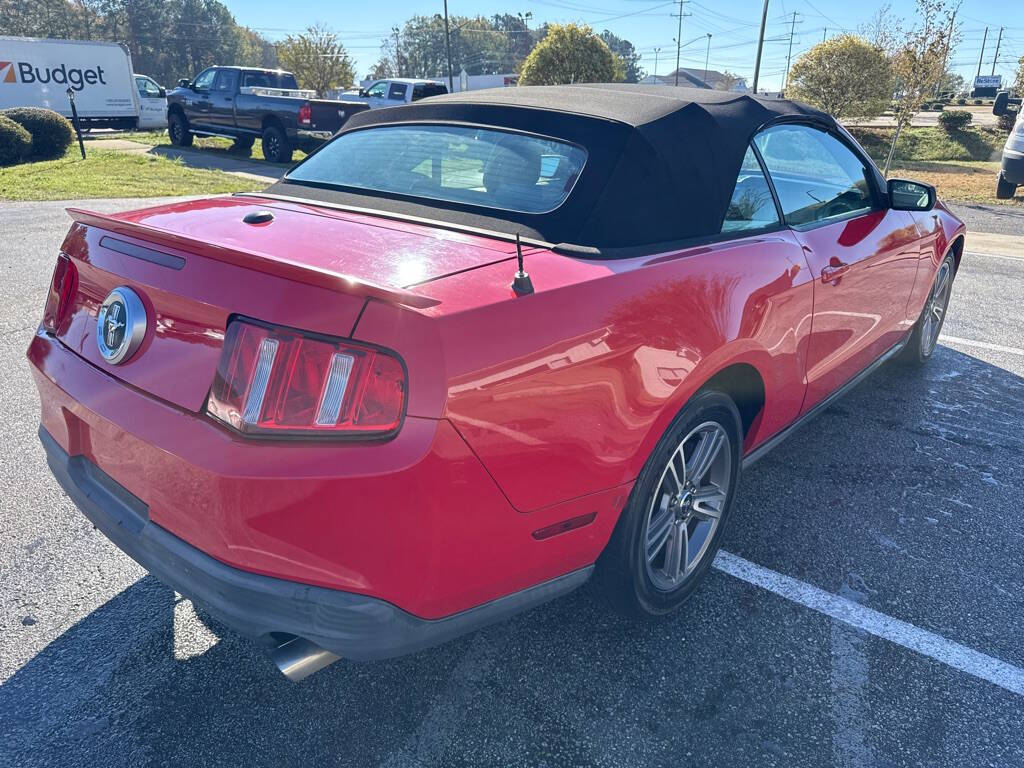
[263, 84, 834, 253]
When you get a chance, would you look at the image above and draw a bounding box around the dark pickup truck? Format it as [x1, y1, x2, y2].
[166, 66, 368, 163]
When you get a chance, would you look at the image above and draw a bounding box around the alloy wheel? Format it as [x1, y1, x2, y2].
[643, 421, 732, 591]
[920, 261, 952, 357]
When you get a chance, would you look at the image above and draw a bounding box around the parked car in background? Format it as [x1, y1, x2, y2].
[345, 78, 449, 109]
[0, 35, 157, 130]
[134, 73, 167, 130]
[166, 66, 368, 163]
[994, 90, 1024, 199]
[29, 85, 965, 682]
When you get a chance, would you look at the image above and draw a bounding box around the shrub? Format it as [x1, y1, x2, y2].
[920, 103, 931, 111]
[998, 111, 1017, 132]
[938, 110, 972, 131]
[0, 115, 32, 166]
[1, 107, 74, 159]
[973, 98, 983, 105]
[956, 97, 967, 105]
[931, 102, 944, 111]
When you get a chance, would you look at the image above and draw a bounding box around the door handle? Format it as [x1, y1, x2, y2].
[821, 260, 850, 284]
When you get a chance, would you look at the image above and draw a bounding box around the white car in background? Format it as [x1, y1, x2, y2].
[134, 74, 167, 130]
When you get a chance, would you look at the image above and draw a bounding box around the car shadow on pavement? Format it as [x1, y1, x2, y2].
[147, 145, 283, 183]
[2, 346, 1023, 767]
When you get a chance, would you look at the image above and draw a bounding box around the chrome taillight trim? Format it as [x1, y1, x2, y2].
[242, 337, 279, 424]
[315, 352, 355, 426]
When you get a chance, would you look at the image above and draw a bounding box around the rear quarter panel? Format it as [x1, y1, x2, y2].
[355, 231, 815, 512]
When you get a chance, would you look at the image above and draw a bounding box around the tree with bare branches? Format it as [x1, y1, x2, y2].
[882, 0, 960, 175]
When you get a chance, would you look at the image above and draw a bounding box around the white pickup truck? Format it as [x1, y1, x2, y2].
[343, 78, 449, 109]
[994, 91, 1024, 199]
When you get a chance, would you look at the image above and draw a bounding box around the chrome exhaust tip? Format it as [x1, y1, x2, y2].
[270, 637, 340, 682]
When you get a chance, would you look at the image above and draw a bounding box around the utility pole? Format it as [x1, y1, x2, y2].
[991, 26, 1003, 77]
[703, 34, 712, 85]
[653, 47, 661, 78]
[673, 0, 687, 86]
[443, 0, 454, 92]
[782, 11, 799, 93]
[822, 28, 827, 43]
[752, 0, 770, 94]
[393, 27, 402, 77]
[976, 27, 988, 79]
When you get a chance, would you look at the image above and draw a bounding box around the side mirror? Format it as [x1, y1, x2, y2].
[888, 178, 936, 211]
[158, 87, 167, 98]
[994, 91, 1009, 117]
[178, 78, 191, 89]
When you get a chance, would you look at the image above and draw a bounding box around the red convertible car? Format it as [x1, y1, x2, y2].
[29, 85, 964, 680]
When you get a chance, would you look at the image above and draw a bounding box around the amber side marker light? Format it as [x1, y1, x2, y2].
[42, 253, 78, 333]
[206, 318, 406, 438]
[532, 512, 597, 541]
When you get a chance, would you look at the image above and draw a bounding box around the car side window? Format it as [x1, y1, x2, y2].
[720, 145, 781, 234]
[366, 82, 387, 98]
[754, 124, 875, 227]
[242, 72, 267, 88]
[388, 83, 408, 101]
[213, 70, 238, 93]
[192, 69, 216, 92]
[136, 77, 160, 98]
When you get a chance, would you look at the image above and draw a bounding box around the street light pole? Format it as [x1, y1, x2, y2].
[674, 0, 684, 86]
[654, 47, 661, 78]
[703, 33, 712, 85]
[752, 0, 770, 94]
[443, 0, 454, 92]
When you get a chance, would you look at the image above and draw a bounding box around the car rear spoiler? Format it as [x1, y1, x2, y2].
[65, 208, 440, 309]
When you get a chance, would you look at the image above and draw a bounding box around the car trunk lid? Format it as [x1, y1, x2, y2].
[54, 196, 516, 413]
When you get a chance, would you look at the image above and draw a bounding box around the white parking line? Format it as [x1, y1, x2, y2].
[938, 335, 1024, 356]
[713, 551, 1024, 697]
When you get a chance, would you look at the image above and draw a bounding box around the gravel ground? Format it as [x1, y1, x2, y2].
[1, 199, 1022, 768]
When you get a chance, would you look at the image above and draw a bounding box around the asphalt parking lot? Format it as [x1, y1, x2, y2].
[1, 199, 1022, 767]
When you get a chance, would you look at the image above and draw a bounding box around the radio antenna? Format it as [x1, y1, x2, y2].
[511, 233, 534, 296]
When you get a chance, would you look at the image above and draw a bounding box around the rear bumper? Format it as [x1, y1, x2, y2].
[29, 327, 614, 619]
[1001, 148, 1024, 185]
[40, 426, 591, 660]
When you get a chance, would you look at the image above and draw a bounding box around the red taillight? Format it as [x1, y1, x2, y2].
[42, 253, 78, 334]
[298, 103, 311, 126]
[206, 318, 406, 438]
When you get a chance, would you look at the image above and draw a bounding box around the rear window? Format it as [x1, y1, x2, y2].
[242, 71, 299, 89]
[412, 83, 448, 101]
[286, 124, 587, 214]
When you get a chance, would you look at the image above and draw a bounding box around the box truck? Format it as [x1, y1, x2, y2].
[0, 36, 165, 129]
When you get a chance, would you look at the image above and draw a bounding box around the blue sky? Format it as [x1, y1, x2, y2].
[220, 0, 1023, 91]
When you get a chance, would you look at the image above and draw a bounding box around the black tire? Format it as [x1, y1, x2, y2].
[168, 111, 193, 147]
[900, 254, 955, 365]
[596, 390, 743, 618]
[261, 123, 292, 164]
[996, 173, 1017, 200]
[231, 135, 255, 155]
